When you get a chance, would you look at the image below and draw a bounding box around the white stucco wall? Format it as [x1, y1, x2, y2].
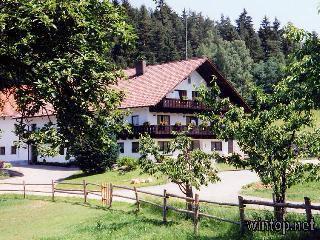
[0, 116, 68, 163]
[165, 71, 207, 100]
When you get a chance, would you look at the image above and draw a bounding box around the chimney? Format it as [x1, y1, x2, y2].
[135, 60, 147, 76]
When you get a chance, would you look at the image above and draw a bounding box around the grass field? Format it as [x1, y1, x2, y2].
[58, 168, 168, 191]
[0, 194, 317, 240]
[242, 180, 320, 202]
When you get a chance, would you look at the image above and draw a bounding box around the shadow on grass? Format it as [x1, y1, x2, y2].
[2, 194, 318, 240]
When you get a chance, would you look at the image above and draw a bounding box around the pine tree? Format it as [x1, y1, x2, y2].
[236, 9, 264, 62]
[217, 15, 240, 41]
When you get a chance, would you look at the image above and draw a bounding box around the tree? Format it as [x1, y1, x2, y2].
[277, 24, 320, 108]
[252, 56, 285, 93]
[199, 76, 320, 221]
[139, 131, 219, 210]
[258, 16, 283, 59]
[0, 0, 135, 173]
[217, 15, 240, 41]
[198, 31, 255, 99]
[236, 9, 264, 61]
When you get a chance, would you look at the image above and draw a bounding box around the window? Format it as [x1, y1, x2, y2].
[157, 115, 170, 126]
[59, 146, 64, 155]
[192, 91, 199, 100]
[11, 146, 17, 155]
[118, 142, 124, 154]
[132, 142, 139, 153]
[211, 141, 223, 151]
[190, 141, 200, 151]
[188, 76, 192, 84]
[186, 116, 198, 126]
[31, 124, 37, 131]
[175, 90, 187, 100]
[158, 141, 170, 154]
[132, 115, 139, 126]
[0, 147, 5, 155]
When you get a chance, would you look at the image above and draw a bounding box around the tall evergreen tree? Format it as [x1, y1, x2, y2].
[236, 9, 264, 61]
[217, 15, 240, 41]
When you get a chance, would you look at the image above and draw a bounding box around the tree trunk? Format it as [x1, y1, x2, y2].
[185, 183, 194, 213]
[274, 193, 286, 221]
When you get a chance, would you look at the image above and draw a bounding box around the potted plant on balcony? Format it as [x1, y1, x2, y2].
[188, 122, 196, 130]
[199, 121, 209, 130]
[181, 96, 188, 101]
[174, 121, 182, 131]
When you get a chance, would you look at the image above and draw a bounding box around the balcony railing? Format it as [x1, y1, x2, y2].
[150, 98, 209, 113]
[119, 125, 215, 139]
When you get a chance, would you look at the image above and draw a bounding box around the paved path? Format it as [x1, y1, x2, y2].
[1, 167, 316, 213]
[117, 170, 260, 204]
[0, 166, 259, 203]
[0, 165, 78, 195]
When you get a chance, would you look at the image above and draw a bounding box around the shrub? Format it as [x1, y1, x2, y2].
[0, 160, 4, 168]
[117, 156, 138, 171]
[3, 163, 12, 168]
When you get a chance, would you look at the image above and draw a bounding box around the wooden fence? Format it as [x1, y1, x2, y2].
[1, 181, 319, 235]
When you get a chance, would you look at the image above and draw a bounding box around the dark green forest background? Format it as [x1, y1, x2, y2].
[113, 0, 318, 99]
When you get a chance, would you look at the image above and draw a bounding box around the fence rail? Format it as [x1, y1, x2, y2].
[1, 181, 320, 235]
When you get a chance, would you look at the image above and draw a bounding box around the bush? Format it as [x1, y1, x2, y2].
[3, 163, 12, 168]
[0, 160, 4, 168]
[117, 156, 138, 171]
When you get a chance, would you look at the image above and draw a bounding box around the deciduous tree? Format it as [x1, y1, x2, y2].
[0, 0, 135, 173]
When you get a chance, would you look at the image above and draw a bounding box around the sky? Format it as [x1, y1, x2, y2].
[129, 0, 320, 33]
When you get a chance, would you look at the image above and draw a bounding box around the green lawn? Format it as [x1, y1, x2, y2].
[0, 169, 9, 180]
[242, 180, 320, 202]
[1, 194, 318, 240]
[215, 162, 244, 172]
[58, 168, 168, 190]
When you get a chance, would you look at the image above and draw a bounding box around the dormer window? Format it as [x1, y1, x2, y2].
[188, 76, 191, 84]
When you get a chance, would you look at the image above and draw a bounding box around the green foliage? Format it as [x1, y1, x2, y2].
[0, 0, 135, 174]
[236, 9, 264, 62]
[199, 72, 320, 217]
[139, 131, 219, 198]
[116, 156, 139, 171]
[277, 24, 320, 109]
[252, 56, 286, 93]
[3, 162, 12, 168]
[198, 30, 255, 99]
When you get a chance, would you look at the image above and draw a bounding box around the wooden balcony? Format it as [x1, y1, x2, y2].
[149, 98, 209, 113]
[119, 125, 215, 139]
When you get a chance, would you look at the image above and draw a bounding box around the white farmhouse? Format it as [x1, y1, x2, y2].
[0, 57, 250, 164]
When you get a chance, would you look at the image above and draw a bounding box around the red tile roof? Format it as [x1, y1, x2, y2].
[0, 88, 55, 118]
[0, 89, 19, 117]
[0, 57, 250, 117]
[116, 58, 208, 109]
[116, 57, 250, 111]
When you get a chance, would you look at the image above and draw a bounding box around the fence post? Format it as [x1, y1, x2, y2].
[194, 194, 200, 235]
[51, 180, 55, 202]
[109, 183, 113, 208]
[100, 183, 104, 206]
[304, 197, 313, 230]
[238, 196, 246, 233]
[83, 180, 87, 203]
[163, 189, 167, 223]
[134, 186, 140, 212]
[23, 181, 26, 199]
